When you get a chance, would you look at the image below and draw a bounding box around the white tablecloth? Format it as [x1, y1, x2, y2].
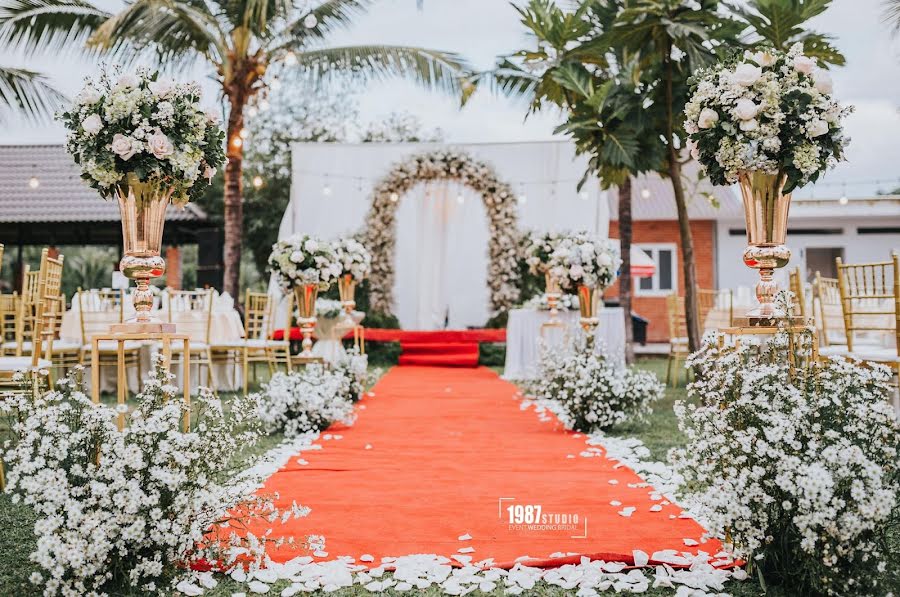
[59, 308, 246, 393]
[504, 307, 626, 380]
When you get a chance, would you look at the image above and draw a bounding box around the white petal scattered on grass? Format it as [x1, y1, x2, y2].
[360, 554, 375, 562]
[452, 555, 473, 565]
[247, 580, 270, 594]
[230, 568, 248, 582]
[632, 550, 650, 567]
[175, 580, 204, 596]
[458, 533, 472, 541]
[618, 507, 636, 517]
[458, 546, 475, 553]
[313, 550, 328, 558]
[682, 538, 700, 547]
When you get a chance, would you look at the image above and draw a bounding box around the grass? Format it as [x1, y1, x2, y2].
[0, 357, 772, 596]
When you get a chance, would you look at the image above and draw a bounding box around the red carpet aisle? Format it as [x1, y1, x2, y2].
[254, 367, 722, 567]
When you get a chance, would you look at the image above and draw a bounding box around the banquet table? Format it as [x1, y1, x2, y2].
[503, 307, 626, 380]
[59, 292, 245, 393]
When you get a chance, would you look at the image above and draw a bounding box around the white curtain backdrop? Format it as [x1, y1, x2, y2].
[276, 141, 611, 330]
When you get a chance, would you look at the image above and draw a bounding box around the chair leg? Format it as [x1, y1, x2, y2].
[0, 458, 5, 492]
[206, 348, 216, 396]
[243, 347, 249, 396]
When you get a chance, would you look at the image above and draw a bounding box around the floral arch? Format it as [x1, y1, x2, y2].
[361, 149, 521, 316]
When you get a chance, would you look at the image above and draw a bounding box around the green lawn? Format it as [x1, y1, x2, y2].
[0, 357, 772, 596]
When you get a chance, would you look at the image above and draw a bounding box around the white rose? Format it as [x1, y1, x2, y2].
[111, 134, 138, 160]
[733, 98, 759, 121]
[752, 51, 776, 67]
[597, 253, 613, 267]
[698, 108, 719, 129]
[686, 138, 700, 160]
[290, 250, 303, 263]
[203, 165, 216, 180]
[116, 73, 140, 89]
[304, 239, 319, 253]
[148, 78, 175, 98]
[731, 63, 762, 86]
[81, 114, 103, 136]
[569, 264, 584, 279]
[739, 118, 759, 132]
[147, 131, 174, 159]
[807, 119, 829, 137]
[793, 55, 816, 75]
[812, 69, 833, 94]
[77, 86, 101, 105]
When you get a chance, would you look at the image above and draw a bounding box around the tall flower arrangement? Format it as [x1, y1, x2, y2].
[525, 231, 620, 292]
[59, 68, 225, 205]
[672, 336, 900, 595]
[2, 362, 307, 595]
[685, 44, 851, 192]
[332, 237, 372, 282]
[268, 234, 341, 291]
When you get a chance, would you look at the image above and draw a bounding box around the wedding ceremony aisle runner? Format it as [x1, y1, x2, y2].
[256, 366, 721, 567]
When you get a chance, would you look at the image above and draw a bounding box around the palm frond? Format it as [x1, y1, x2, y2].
[88, 0, 225, 69]
[885, 0, 900, 33]
[462, 58, 540, 106]
[0, 64, 66, 122]
[0, 0, 109, 56]
[290, 45, 472, 97]
[277, 0, 372, 47]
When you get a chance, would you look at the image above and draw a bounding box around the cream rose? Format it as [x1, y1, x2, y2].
[111, 134, 138, 161]
[116, 73, 140, 89]
[147, 131, 174, 159]
[81, 114, 103, 136]
[752, 51, 776, 67]
[807, 119, 829, 137]
[148, 78, 175, 98]
[731, 63, 762, 87]
[739, 119, 759, 132]
[77, 86, 101, 105]
[698, 107, 719, 129]
[733, 98, 759, 121]
[813, 69, 833, 94]
[793, 55, 816, 75]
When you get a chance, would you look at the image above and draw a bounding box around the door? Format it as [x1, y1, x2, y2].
[805, 247, 844, 281]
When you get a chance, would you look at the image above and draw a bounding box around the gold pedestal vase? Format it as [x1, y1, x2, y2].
[337, 274, 357, 324]
[545, 273, 562, 325]
[294, 283, 320, 357]
[112, 174, 175, 333]
[577, 284, 602, 337]
[738, 170, 792, 324]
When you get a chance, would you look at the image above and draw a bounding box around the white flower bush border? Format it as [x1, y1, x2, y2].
[361, 149, 521, 315]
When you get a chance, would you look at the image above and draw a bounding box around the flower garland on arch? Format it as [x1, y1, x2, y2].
[361, 149, 521, 316]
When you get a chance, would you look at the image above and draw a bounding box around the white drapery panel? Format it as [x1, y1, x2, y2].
[277, 141, 611, 329]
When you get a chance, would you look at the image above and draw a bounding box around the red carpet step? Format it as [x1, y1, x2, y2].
[398, 341, 480, 367]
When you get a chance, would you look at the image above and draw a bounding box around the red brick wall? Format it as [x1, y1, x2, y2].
[605, 220, 716, 343]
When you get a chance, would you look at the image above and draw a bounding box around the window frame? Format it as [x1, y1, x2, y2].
[633, 242, 678, 297]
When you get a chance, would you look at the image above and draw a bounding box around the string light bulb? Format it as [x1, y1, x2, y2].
[389, 192, 399, 202]
[839, 195, 848, 205]
[239, 127, 249, 139]
[322, 183, 332, 196]
[28, 175, 39, 189]
[231, 136, 243, 148]
[252, 175, 263, 188]
[640, 188, 651, 199]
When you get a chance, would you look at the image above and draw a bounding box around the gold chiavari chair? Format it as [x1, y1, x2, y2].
[1, 267, 39, 357]
[835, 254, 899, 373]
[0, 249, 64, 490]
[813, 272, 849, 356]
[0, 292, 18, 346]
[78, 288, 142, 388]
[666, 289, 733, 386]
[165, 289, 215, 392]
[789, 266, 810, 319]
[46, 295, 81, 377]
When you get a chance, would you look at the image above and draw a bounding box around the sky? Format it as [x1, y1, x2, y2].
[2, 0, 899, 199]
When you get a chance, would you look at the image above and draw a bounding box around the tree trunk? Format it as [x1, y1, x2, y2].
[663, 45, 701, 353]
[223, 97, 245, 298]
[618, 178, 635, 364]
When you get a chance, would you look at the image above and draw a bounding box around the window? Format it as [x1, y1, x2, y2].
[634, 243, 677, 296]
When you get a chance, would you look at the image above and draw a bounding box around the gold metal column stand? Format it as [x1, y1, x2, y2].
[90, 332, 191, 431]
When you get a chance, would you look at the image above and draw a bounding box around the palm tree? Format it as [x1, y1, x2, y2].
[478, 0, 664, 362]
[0, 0, 471, 297]
[0, 65, 67, 121]
[735, 0, 845, 64]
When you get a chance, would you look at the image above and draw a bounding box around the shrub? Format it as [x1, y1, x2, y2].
[672, 334, 900, 595]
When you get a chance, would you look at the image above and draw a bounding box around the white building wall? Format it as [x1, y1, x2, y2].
[716, 215, 900, 298]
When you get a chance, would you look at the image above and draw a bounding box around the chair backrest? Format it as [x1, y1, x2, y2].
[11, 266, 41, 356]
[244, 290, 273, 341]
[814, 272, 845, 346]
[166, 289, 213, 343]
[78, 288, 125, 343]
[0, 292, 18, 343]
[31, 249, 65, 367]
[788, 266, 808, 318]
[836, 254, 899, 353]
[667, 288, 733, 341]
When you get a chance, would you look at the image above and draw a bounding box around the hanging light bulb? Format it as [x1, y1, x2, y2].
[252, 175, 264, 189]
[641, 188, 651, 199]
[303, 13, 318, 28]
[28, 175, 39, 189]
[322, 183, 332, 196]
[284, 51, 297, 66]
[231, 136, 243, 148]
[239, 127, 249, 139]
[389, 192, 399, 202]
